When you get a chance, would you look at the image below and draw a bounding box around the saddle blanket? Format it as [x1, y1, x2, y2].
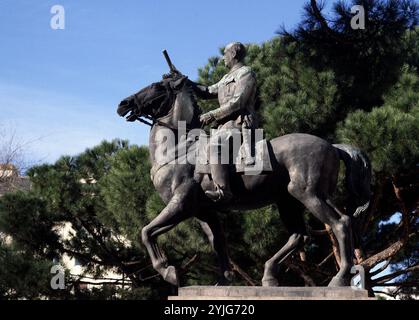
[194, 138, 273, 176]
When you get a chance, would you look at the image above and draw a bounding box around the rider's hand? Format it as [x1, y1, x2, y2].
[200, 112, 215, 126]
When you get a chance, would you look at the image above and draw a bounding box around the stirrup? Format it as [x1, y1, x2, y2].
[205, 187, 233, 203]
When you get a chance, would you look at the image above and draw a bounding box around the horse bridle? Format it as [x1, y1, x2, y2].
[131, 92, 158, 127]
[131, 82, 197, 132]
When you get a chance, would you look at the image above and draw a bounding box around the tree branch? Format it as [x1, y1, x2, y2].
[70, 274, 131, 282]
[310, 0, 333, 32]
[369, 259, 392, 277]
[69, 279, 130, 286]
[373, 264, 419, 285]
[179, 254, 199, 275]
[307, 225, 328, 236]
[229, 259, 258, 286]
[60, 247, 108, 266]
[325, 224, 341, 268]
[308, 0, 351, 45]
[284, 260, 316, 286]
[362, 183, 380, 236]
[317, 251, 334, 268]
[373, 290, 397, 299]
[392, 177, 411, 243]
[374, 282, 419, 287]
[361, 233, 415, 269]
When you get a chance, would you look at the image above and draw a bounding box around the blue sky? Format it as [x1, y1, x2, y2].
[0, 0, 312, 163]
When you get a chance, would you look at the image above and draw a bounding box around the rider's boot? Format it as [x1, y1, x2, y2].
[205, 164, 233, 203]
[242, 128, 255, 166]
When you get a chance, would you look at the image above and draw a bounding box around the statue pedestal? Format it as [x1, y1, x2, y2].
[169, 286, 373, 300]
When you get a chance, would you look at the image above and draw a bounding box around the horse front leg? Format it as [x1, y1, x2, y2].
[141, 192, 191, 286]
[197, 213, 234, 286]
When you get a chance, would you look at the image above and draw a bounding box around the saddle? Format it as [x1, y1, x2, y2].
[194, 134, 274, 176]
[150, 133, 274, 182]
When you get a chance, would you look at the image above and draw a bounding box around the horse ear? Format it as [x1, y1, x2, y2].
[170, 76, 188, 90]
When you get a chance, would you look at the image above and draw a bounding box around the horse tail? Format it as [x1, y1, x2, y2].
[333, 144, 372, 218]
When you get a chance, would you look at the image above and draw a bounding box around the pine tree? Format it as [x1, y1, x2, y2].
[0, 140, 167, 299]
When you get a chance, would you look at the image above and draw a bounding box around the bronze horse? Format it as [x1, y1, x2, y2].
[117, 75, 371, 287]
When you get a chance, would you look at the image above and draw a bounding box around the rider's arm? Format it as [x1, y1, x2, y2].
[210, 69, 256, 122]
[192, 82, 218, 100]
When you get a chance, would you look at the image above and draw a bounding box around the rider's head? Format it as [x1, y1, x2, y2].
[223, 42, 246, 69]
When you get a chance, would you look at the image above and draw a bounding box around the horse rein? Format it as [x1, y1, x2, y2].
[131, 87, 200, 133]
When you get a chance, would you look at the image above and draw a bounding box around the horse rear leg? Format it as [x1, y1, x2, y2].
[262, 198, 308, 287]
[141, 192, 192, 286]
[197, 213, 234, 285]
[288, 182, 354, 287]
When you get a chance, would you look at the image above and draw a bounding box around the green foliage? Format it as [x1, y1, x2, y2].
[99, 145, 153, 243]
[405, 28, 419, 69]
[382, 65, 419, 114]
[0, 242, 56, 299]
[262, 67, 338, 138]
[281, 0, 419, 110]
[337, 68, 419, 175]
[0, 192, 59, 256]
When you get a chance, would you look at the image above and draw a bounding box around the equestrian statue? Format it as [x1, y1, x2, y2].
[117, 42, 371, 287]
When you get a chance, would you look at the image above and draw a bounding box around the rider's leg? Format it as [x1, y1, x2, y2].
[205, 163, 233, 202]
[241, 127, 255, 166]
[205, 129, 233, 202]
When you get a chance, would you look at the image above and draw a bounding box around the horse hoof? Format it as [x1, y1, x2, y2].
[216, 271, 235, 286]
[262, 277, 278, 287]
[328, 276, 350, 287]
[163, 266, 179, 286]
[224, 271, 235, 283]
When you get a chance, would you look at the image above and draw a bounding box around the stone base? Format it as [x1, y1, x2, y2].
[169, 286, 373, 300]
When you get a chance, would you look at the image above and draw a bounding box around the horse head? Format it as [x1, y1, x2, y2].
[117, 75, 201, 129]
